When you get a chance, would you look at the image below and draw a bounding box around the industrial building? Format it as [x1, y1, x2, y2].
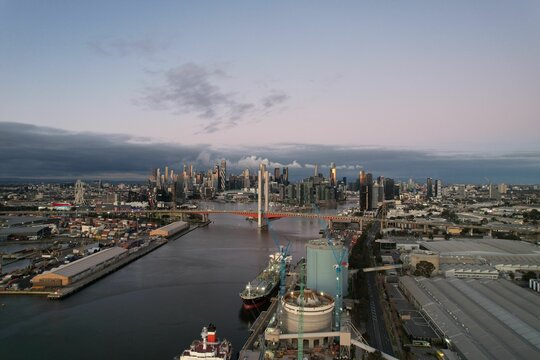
[0, 225, 51, 241]
[418, 238, 540, 273]
[31, 247, 127, 287]
[149, 221, 189, 238]
[399, 276, 540, 360]
[306, 239, 348, 297]
[281, 289, 334, 334]
[440, 264, 499, 279]
[0, 215, 49, 227]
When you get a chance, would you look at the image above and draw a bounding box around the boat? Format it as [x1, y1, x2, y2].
[175, 324, 232, 360]
[239, 252, 292, 309]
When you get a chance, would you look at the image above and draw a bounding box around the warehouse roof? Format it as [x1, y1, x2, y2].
[154, 221, 188, 233]
[46, 247, 127, 279]
[0, 225, 50, 236]
[419, 238, 540, 255]
[400, 276, 540, 359]
[0, 216, 49, 226]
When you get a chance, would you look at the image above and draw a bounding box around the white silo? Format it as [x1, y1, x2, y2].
[306, 239, 348, 297]
[281, 289, 334, 333]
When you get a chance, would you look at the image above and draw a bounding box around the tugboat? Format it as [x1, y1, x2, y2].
[175, 324, 232, 360]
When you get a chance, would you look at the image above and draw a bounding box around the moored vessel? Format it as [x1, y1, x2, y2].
[175, 324, 232, 360]
[239, 252, 291, 309]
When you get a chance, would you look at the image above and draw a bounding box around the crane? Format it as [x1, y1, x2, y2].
[297, 261, 305, 360]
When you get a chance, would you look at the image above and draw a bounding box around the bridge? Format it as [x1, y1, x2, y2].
[1, 209, 538, 235]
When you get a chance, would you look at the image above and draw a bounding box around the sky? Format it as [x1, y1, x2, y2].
[1, 1, 539, 183]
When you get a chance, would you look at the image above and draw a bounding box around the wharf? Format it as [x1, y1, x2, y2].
[239, 260, 302, 359]
[47, 238, 167, 299]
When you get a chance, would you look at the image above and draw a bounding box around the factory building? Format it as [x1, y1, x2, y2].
[306, 239, 348, 297]
[0, 225, 51, 241]
[31, 247, 127, 287]
[441, 264, 499, 280]
[149, 221, 189, 238]
[399, 276, 540, 360]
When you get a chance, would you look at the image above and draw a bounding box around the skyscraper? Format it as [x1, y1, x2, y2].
[427, 178, 433, 199]
[359, 170, 367, 211]
[366, 173, 373, 210]
[435, 179, 442, 199]
[282, 167, 289, 185]
[274, 167, 281, 183]
[330, 162, 337, 187]
[243, 169, 250, 189]
[384, 178, 395, 200]
[220, 160, 226, 192]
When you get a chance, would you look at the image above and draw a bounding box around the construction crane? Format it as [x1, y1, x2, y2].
[266, 218, 291, 297]
[313, 204, 348, 332]
[297, 261, 305, 360]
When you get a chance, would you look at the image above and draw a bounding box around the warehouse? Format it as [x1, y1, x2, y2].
[149, 221, 189, 237]
[31, 247, 127, 287]
[0, 225, 51, 241]
[399, 276, 540, 360]
[418, 238, 540, 273]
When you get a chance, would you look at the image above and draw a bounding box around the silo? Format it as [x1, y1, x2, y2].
[281, 289, 334, 333]
[306, 239, 348, 297]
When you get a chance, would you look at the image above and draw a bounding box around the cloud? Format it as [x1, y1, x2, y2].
[137, 63, 289, 133]
[235, 156, 303, 170]
[87, 36, 169, 57]
[1, 122, 539, 184]
[261, 92, 289, 109]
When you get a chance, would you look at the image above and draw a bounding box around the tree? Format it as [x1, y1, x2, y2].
[367, 350, 384, 360]
[414, 261, 435, 277]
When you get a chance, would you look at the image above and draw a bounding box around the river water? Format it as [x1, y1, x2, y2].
[0, 202, 348, 360]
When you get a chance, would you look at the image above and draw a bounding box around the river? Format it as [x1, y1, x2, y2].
[0, 202, 350, 360]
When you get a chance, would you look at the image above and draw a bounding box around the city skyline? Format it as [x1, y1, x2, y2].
[1, 1, 539, 183]
[0, 122, 538, 184]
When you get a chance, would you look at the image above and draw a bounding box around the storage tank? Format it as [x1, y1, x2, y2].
[281, 289, 334, 333]
[306, 239, 348, 297]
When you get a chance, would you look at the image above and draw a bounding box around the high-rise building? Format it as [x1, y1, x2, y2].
[282, 167, 289, 185]
[274, 167, 281, 183]
[489, 184, 500, 200]
[330, 162, 337, 187]
[372, 183, 381, 210]
[314, 164, 319, 177]
[384, 178, 395, 200]
[426, 178, 433, 199]
[435, 179, 442, 199]
[243, 169, 250, 189]
[220, 160, 227, 192]
[366, 173, 373, 210]
[359, 170, 367, 211]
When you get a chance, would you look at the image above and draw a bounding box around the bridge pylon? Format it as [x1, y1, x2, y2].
[257, 164, 269, 229]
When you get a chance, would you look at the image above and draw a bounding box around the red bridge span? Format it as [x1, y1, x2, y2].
[152, 209, 368, 222]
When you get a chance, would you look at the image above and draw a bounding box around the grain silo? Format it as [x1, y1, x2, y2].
[281, 289, 334, 333]
[306, 239, 348, 297]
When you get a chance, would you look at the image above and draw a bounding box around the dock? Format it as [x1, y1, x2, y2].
[47, 238, 167, 299]
[239, 260, 302, 360]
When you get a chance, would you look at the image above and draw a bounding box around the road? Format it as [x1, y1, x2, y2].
[364, 213, 395, 356]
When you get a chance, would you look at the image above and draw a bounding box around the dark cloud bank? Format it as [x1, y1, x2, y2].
[0, 122, 538, 184]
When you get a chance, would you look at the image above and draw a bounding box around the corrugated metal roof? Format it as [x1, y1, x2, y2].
[47, 247, 127, 278]
[156, 221, 188, 232]
[400, 276, 540, 359]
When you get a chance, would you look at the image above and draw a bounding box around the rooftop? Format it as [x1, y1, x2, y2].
[46, 247, 127, 279]
[400, 276, 540, 359]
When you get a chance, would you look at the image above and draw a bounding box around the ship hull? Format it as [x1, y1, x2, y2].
[241, 284, 278, 309]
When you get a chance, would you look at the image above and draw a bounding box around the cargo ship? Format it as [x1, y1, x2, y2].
[239, 252, 292, 309]
[175, 324, 232, 360]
